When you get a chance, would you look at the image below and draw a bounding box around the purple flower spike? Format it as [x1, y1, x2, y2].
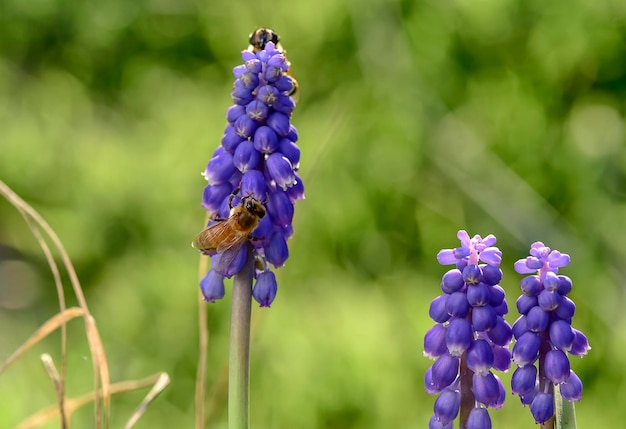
[195, 33, 303, 306]
[511, 242, 590, 423]
[426, 231, 509, 427]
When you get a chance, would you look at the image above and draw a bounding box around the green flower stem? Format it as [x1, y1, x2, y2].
[555, 385, 577, 429]
[229, 244, 254, 429]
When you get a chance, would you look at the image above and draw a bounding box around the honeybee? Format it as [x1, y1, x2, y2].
[193, 194, 266, 272]
[248, 27, 299, 98]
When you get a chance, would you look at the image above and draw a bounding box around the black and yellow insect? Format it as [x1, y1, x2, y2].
[248, 28, 299, 98]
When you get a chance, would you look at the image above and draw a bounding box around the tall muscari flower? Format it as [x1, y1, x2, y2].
[425, 230, 512, 428]
[510, 242, 590, 424]
[198, 41, 303, 307]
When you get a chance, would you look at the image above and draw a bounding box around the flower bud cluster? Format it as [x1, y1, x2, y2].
[199, 41, 303, 307]
[510, 242, 590, 423]
[425, 230, 512, 428]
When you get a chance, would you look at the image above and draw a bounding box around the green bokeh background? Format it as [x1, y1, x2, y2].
[1, 0, 624, 427]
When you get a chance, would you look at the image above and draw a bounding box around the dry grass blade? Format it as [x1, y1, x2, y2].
[15, 372, 170, 429]
[0, 180, 111, 428]
[124, 372, 171, 429]
[22, 215, 69, 414]
[40, 354, 68, 428]
[0, 307, 84, 375]
[195, 241, 210, 429]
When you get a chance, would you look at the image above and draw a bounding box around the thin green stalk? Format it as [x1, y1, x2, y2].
[229, 244, 254, 429]
[555, 385, 577, 429]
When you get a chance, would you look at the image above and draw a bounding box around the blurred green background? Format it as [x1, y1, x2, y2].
[0, 0, 624, 427]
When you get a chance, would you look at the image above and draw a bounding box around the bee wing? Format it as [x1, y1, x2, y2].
[213, 240, 247, 275]
[192, 221, 240, 254]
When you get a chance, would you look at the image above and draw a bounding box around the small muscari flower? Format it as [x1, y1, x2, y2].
[434, 387, 460, 426]
[428, 414, 453, 429]
[197, 41, 303, 307]
[425, 231, 512, 428]
[467, 406, 492, 429]
[510, 242, 590, 424]
[200, 269, 226, 302]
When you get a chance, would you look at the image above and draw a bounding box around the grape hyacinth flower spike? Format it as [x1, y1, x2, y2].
[194, 37, 303, 308]
[511, 242, 590, 424]
[425, 230, 512, 428]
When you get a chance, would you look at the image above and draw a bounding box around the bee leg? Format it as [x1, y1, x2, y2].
[228, 186, 241, 210]
[209, 211, 228, 222]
